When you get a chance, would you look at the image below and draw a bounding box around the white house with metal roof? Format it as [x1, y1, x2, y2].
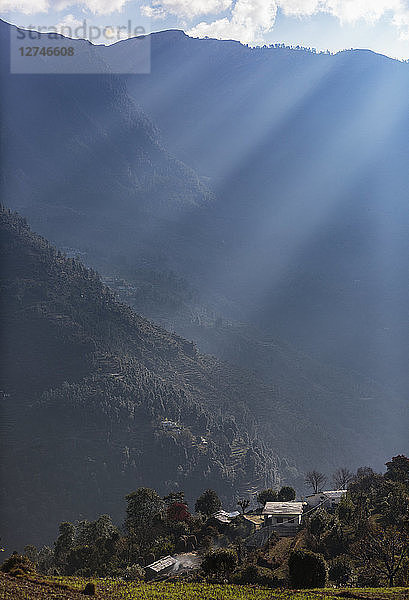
[262, 501, 305, 527]
[306, 490, 346, 509]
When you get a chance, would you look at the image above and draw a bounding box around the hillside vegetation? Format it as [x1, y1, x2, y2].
[1, 207, 346, 551]
[0, 206, 285, 549]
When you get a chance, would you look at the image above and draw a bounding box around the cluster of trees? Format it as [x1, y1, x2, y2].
[256, 486, 296, 506]
[5, 455, 409, 588]
[15, 487, 248, 579]
[303, 467, 355, 494]
[228, 457, 409, 589]
[300, 456, 409, 587]
[6, 456, 408, 589]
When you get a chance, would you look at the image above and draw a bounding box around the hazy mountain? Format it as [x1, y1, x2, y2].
[0, 20, 215, 282]
[1, 20, 408, 552]
[121, 31, 409, 406]
[2, 207, 405, 552]
[0, 207, 278, 549]
[4, 23, 409, 408]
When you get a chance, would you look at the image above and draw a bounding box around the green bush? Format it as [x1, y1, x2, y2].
[123, 564, 145, 581]
[329, 555, 354, 586]
[356, 569, 382, 587]
[1, 552, 36, 577]
[232, 564, 281, 587]
[257, 556, 279, 570]
[82, 582, 96, 596]
[202, 548, 238, 577]
[151, 536, 175, 559]
[198, 535, 213, 553]
[289, 549, 327, 588]
[277, 486, 296, 501]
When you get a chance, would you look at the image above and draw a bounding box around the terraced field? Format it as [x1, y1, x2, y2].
[1, 574, 408, 600]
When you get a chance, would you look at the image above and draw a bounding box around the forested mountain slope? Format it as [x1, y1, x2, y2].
[0, 208, 327, 550]
[0, 207, 275, 549]
[1, 209, 405, 553]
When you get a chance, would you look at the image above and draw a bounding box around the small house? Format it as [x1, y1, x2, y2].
[211, 509, 240, 525]
[262, 501, 305, 527]
[243, 514, 264, 530]
[208, 509, 241, 532]
[145, 555, 176, 580]
[208, 510, 240, 531]
[306, 490, 346, 509]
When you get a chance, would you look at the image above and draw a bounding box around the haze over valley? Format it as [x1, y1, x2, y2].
[0, 18, 408, 553]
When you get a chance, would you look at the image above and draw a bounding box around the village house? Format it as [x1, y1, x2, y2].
[243, 514, 264, 530]
[306, 490, 347, 509]
[210, 509, 240, 526]
[205, 509, 241, 534]
[262, 501, 305, 528]
[145, 555, 176, 580]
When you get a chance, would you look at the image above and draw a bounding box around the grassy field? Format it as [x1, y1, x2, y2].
[1, 574, 408, 600]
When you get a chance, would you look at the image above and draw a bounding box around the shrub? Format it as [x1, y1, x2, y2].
[198, 535, 212, 553]
[356, 569, 381, 587]
[151, 536, 175, 559]
[1, 552, 36, 577]
[82, 582, 96, 595]
[257, 556, 279, 570]
[329, 555, 354, 586]
[308, 509, 331, 541]
[123, 564, 145, 581]
[289, 549, 328, 588]
[185, 535, 196, 551]
[202, 548, 238, 577]
[169, 521, 189, 539]
[257, 489, 278, 506]
[233, 564, 259, 584]
[175, 536, 187, 553]
[232, 564, 281, 587]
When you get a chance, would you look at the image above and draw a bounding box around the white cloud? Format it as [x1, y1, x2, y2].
[163, 0, 409, 45]
[3, 0, 409, 41]
[141, 0, 232, 20]
[279, 0, 320, 17]
[281, 0, 409, 39]
[53, 12, 83, 34]
[321, 0, 403, 25]
[0, 0, 48, 13]
[188, 0, 277, 44]
[0, 0, 129, 14]
[393, 9, 409, 39]
[80, 0, 129, 13]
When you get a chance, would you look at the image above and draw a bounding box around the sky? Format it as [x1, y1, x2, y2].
[2, 0, 409, 60]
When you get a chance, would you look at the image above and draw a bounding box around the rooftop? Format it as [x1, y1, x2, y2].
[145, 555, 176, 573]
[243, 515, 264, 528]
[262, 501, 305, 516]
[306, 490, 347, 499]
[212, 509, 241, 523]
